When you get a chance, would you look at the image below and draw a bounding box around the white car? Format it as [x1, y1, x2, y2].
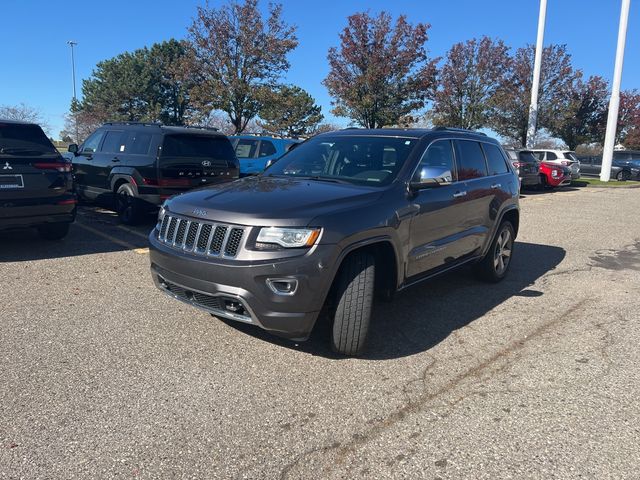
[530, 149, 581, 180]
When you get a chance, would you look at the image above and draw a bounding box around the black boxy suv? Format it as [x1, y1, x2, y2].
[69, 122, 239, 224]
[0, 120, 76, 239]
[149, 128, 520, 355]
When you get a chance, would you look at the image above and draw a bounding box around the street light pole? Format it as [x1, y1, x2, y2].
[67, 40, 78, 142]
[600, 0, 631, 182]
[526, 0, 548, 148]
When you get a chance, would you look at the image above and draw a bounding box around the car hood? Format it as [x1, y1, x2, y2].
[165, 175, 385, 226]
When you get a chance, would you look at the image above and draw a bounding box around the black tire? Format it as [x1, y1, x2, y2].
[115, 183, 142, 225]
[473, 221, 515, 283]
[616, 170, 630, 181]
[330, 252, 375, 356]
[37, 222, 70, 240]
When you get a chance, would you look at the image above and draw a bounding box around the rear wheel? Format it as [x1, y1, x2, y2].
[37, 223, 70, 240]
[330, 252, 375, 356]
[473, 221, 515, 283]
[115, 183, 142, 225]
[616, 170, 630, 181]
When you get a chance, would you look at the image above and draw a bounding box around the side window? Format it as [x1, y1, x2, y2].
[546, 151, 557, 160]
[258, 140, 277, 157]
[234, 139, 258, 159]
[81, 131, 104, 153]
[125, 132, 152, 155]
[101, 130, 126, 153]
[482, 143, 509, 175]
[416, 140, 456, 182]
[455, 140, 488, 180]
[533, 152, 545, 161]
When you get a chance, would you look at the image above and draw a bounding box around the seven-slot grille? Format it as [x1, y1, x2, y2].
[158, 213, 245, 258]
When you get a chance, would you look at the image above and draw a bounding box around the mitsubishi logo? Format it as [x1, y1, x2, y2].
[2, 162, 12, 170]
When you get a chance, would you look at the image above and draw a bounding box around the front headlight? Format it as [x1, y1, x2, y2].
[257, 227, 321, 248]
[156, 204, 167, 231]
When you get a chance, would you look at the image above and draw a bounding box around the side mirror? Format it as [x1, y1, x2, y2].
[410, 166, 453, 190]
[264, 158, 277, 170]
[68, 144, 78, 155]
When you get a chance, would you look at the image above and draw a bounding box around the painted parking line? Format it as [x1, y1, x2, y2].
[75, 222, 149, 254]
[116, 224, 153, 241]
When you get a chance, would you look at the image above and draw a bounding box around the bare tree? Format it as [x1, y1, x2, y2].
[0, 103, 50, 133]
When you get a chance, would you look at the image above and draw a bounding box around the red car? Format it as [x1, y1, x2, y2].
[539, 161, 571, 188]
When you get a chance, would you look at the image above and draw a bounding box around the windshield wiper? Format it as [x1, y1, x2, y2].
[300, 175, 349, 184]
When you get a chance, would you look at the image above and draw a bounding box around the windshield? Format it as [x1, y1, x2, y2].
[0, 123, 57, 156]
[264, 135, 419, 186]
[161, 135, 236, 165]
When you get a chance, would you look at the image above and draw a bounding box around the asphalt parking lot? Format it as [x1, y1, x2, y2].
[1, 185, 639, 479]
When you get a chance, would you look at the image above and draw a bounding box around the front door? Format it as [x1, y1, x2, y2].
[407, 139, 476, 277]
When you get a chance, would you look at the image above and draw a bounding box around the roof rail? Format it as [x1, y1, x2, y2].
[102, 121, 163, 127]
[433, 126, 487, 136]
[177, 125, 219, 132]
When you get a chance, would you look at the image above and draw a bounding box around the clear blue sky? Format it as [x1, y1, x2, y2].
[1, 0, 638, 138]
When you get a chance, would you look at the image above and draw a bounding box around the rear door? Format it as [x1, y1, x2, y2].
[0, 122, 68, 202]
[452, 139, 493, 253]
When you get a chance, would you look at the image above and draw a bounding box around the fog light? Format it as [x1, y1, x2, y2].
[266, 278, 298, 296]
[224, 300, 243, 313]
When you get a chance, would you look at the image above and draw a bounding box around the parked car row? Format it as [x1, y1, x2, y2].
[504, 148, 573, 189]
[578, 150, 640, 180]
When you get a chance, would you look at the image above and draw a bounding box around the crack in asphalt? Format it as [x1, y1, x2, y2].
[279, 299, 592, 479]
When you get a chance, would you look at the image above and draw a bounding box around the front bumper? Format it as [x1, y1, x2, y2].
[149, 231, 339, 340]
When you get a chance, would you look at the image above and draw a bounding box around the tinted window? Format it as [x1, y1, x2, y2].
[266, 135, 418, 186]
[417, 140, 456, 181]
[455, 140, 487, 180]
[483, 144, 509, 175]
[101, 130, 126, 153]
[235, 139, 258, 159]
[81, 131, 105, 154]
[518, 151, 538, 163]
[125, 132, 153, 155]
[564, 152, 579, 162]
[533, 152, 545, 161]
[258, 140, 277, 157]
[0, 123, 57, 155]
[546, 151, 557, 160]
[161, 135, 236, 166]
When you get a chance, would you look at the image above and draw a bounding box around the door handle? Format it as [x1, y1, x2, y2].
[491, 183, 501, 189]
[452, 191, 467, 198]
[112, 157, 120, 163]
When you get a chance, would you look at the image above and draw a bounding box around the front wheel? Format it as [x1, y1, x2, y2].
[473, 221, 515, 283]
[330, 252, 375, 356]
[115, 183, 142, 225]
[37, 223, 70, 241]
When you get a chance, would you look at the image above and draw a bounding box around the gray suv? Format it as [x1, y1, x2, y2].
[149, 128, 520, 355]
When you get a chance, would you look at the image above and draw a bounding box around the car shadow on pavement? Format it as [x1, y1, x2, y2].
[222, 241, 566, 360]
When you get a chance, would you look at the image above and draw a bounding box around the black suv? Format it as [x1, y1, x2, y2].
[0, 120, 76, 239]
[149, 128, 520, 355]
[69, 122, 239, 224]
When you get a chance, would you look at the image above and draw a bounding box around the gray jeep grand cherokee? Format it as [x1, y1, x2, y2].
[149, 128, 520, 355]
